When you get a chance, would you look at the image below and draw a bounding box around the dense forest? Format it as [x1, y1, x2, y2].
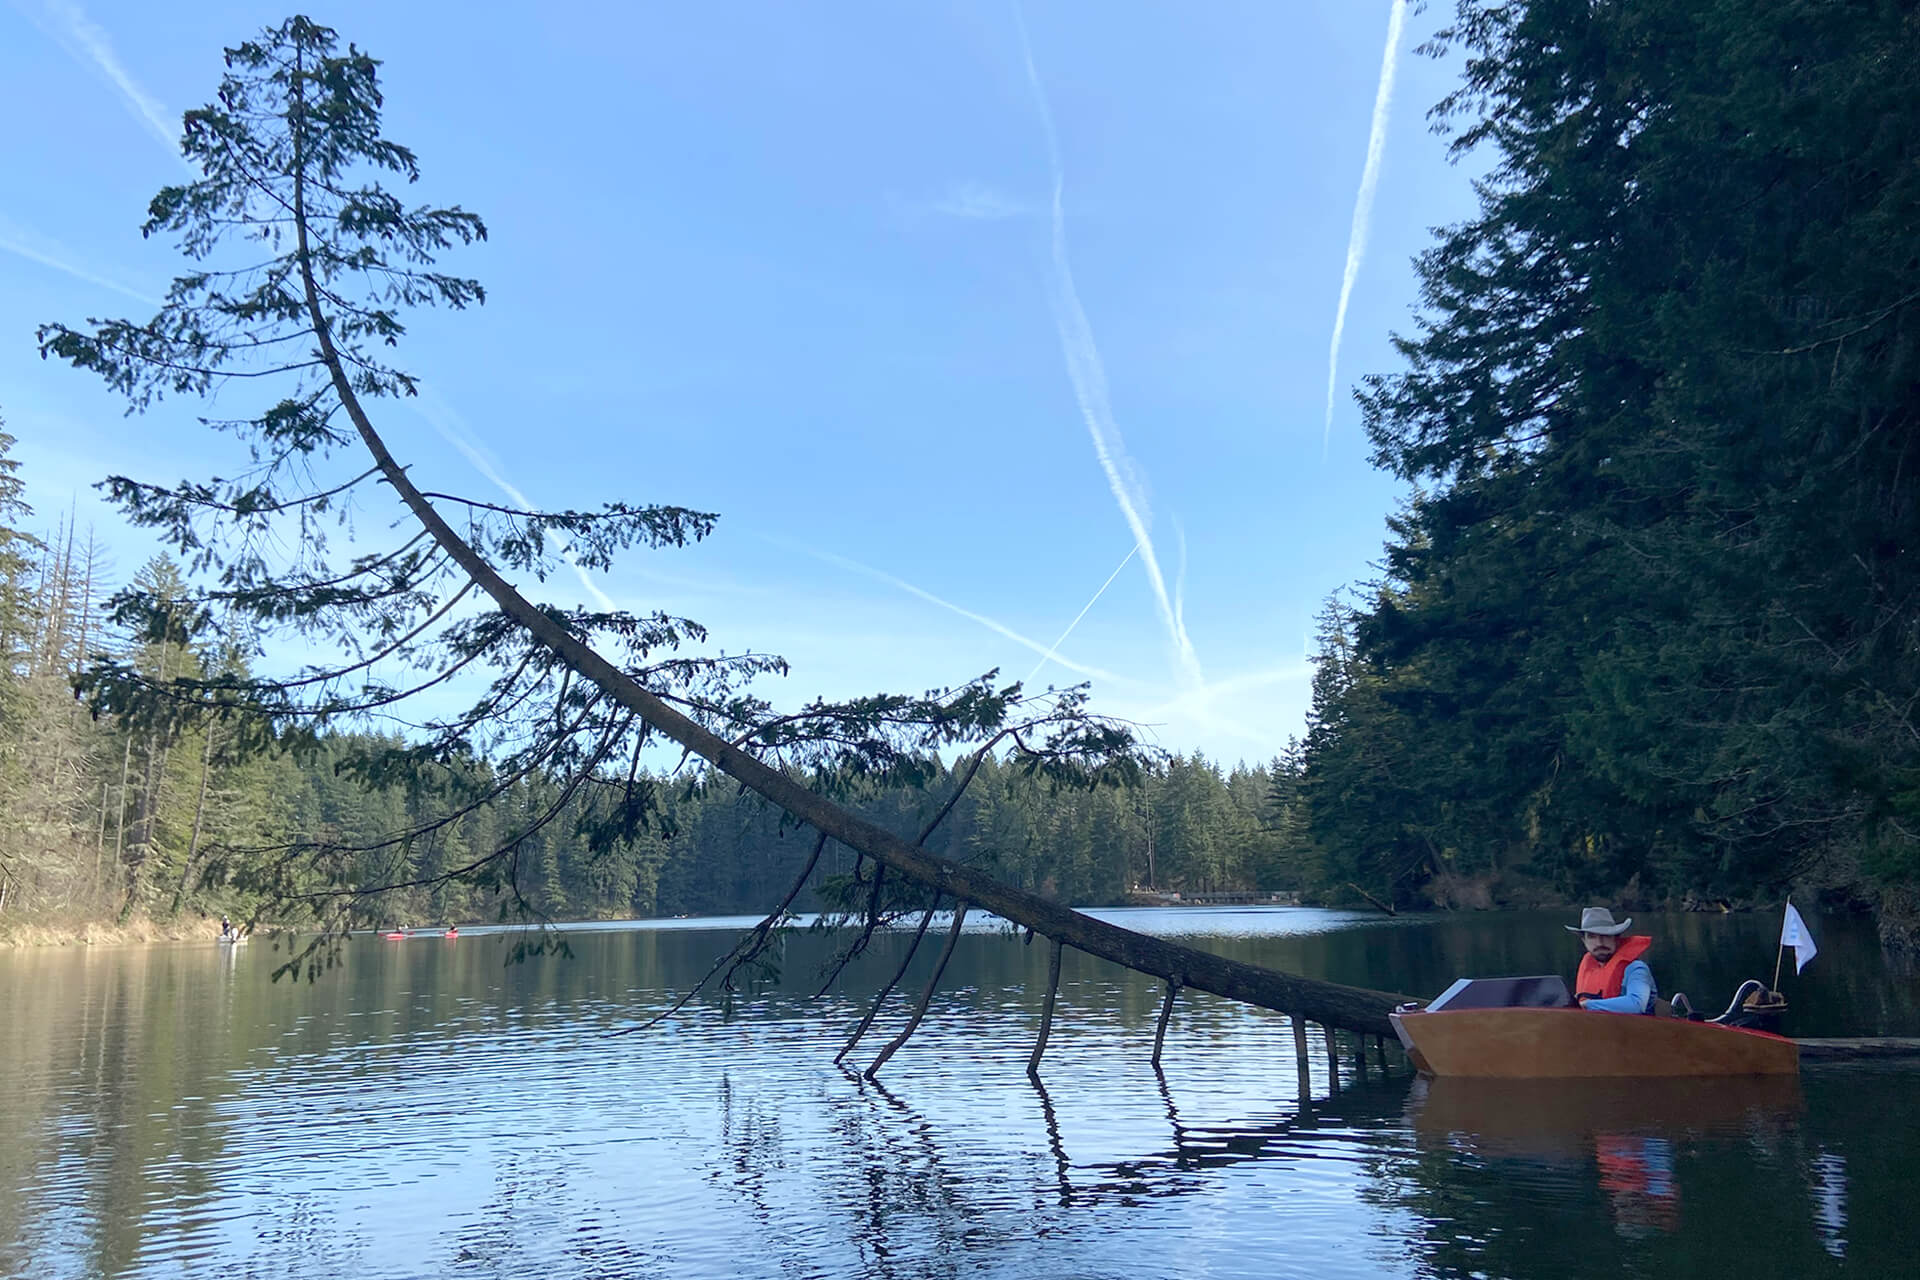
[1297, 1, 1920, 940]
[5, 2, 1919, 943]
[0, 447, 1301, 930]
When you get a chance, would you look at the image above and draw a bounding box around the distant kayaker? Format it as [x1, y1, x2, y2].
[1568, 907, 1658, 1014]
[219, 915, 232, 940]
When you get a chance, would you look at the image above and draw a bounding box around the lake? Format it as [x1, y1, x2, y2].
[4, 907, 1918, 1278]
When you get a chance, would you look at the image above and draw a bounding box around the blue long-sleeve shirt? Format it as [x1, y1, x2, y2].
[1583, 959, 1656, 1014]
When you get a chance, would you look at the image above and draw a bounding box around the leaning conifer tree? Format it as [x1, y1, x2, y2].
[41, 16, 1404, 1063]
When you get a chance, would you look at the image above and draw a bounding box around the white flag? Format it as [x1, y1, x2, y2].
[1782, 903, 1819, 974]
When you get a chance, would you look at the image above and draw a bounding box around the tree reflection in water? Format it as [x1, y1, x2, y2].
[792, 1051, 1855, 1280]
[7, 917, 1913, 1278]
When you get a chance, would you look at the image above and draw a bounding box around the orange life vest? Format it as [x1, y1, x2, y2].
[1575, 934, 1653, 1002]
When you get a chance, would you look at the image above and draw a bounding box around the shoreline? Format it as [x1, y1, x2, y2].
[3, 897, 1889, 951]
[0, 916, 228, 949]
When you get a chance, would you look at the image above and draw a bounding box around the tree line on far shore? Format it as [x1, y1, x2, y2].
[0, 473, 1307, 927]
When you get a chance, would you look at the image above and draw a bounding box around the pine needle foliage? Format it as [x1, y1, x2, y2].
[39, 16, 1143, 971]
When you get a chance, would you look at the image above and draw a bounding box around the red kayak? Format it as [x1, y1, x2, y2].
[381, 931, 407, 940]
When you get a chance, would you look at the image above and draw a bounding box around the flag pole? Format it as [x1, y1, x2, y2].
[1771, 895, 1789, 994]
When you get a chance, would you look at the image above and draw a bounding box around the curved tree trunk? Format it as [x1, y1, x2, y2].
[292, 154, 1412, 1041]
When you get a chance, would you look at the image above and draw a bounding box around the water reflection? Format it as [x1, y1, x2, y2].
[1030, 1077, 1074, 1203]
[3, 913, 1916, 1278]
[1409, 1076, 1803, 1246]
[831, 1070, 985, 1276]
[1810, 1148, 1847, 1259]
[1390, 1073, 1883, 1278]
[1409, 1075, 1806, 1155]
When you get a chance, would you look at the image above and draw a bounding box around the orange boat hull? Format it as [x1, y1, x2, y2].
[1390, 1007, 1799, 1078]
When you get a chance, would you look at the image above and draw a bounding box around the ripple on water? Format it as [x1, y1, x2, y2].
[5, 917, 1917, 1278]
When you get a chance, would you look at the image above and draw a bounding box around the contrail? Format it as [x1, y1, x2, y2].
[0, 216, 160, 305]
[410, 388, 619, 614]
[1323, 0, 1409, 457]
[1024, 543, 1137, 687]
[28, 0, 184, 158]
[24, 4, 613, 618]
[1013, 7, 1203, 688]
[798, 544, 1142, 689]
[1128, 659, 1315, 748]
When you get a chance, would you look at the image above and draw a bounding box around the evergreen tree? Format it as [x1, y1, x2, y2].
[0, 419, 38, 913]
[23, 16, 1413, 1058]
[0, 420, 36, 686]
[1324, 0, 1920, 914]
[36, 16, 1140, 955]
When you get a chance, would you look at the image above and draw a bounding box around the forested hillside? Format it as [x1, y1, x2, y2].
[1300, 1, 1920, 940]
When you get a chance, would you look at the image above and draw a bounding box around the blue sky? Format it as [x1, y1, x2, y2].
[1, 1, 1476, 766]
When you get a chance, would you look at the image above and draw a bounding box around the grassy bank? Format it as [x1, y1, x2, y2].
[0, 915, 227, 949]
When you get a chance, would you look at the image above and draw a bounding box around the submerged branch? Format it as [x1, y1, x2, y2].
[836, 897, 941, 1064]
[864, 901, 969, 1079]
[614, 830, 832, 1037]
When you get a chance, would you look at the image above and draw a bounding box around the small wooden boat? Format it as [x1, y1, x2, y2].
[1390, 976, 1799, 1078]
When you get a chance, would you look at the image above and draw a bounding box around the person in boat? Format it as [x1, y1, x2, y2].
[1568, 907, 1657, 1014]
[219, 915, 232, 940]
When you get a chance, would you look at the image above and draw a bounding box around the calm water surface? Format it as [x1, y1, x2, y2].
[4, 908, 1918, 1278]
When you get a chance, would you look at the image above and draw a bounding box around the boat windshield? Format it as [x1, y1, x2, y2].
[1425, 975, 1574, 1012]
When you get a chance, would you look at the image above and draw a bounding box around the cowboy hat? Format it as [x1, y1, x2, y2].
[1565, 907, 1633, 935]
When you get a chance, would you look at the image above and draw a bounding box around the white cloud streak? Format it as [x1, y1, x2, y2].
[798, 543, 1304, 754]
[799, 544, 1142, 689]
[924, 180, 1029, 221]
[28, 0, 184, 159]
[1013, 8, 1203, 689]
[1024, 543, 1136, 687]
[410, 388, 620, 614]
[0, 216, 160, 305]
[1124, 660, 1314, 751]
[1323, 0, 1409, 457]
